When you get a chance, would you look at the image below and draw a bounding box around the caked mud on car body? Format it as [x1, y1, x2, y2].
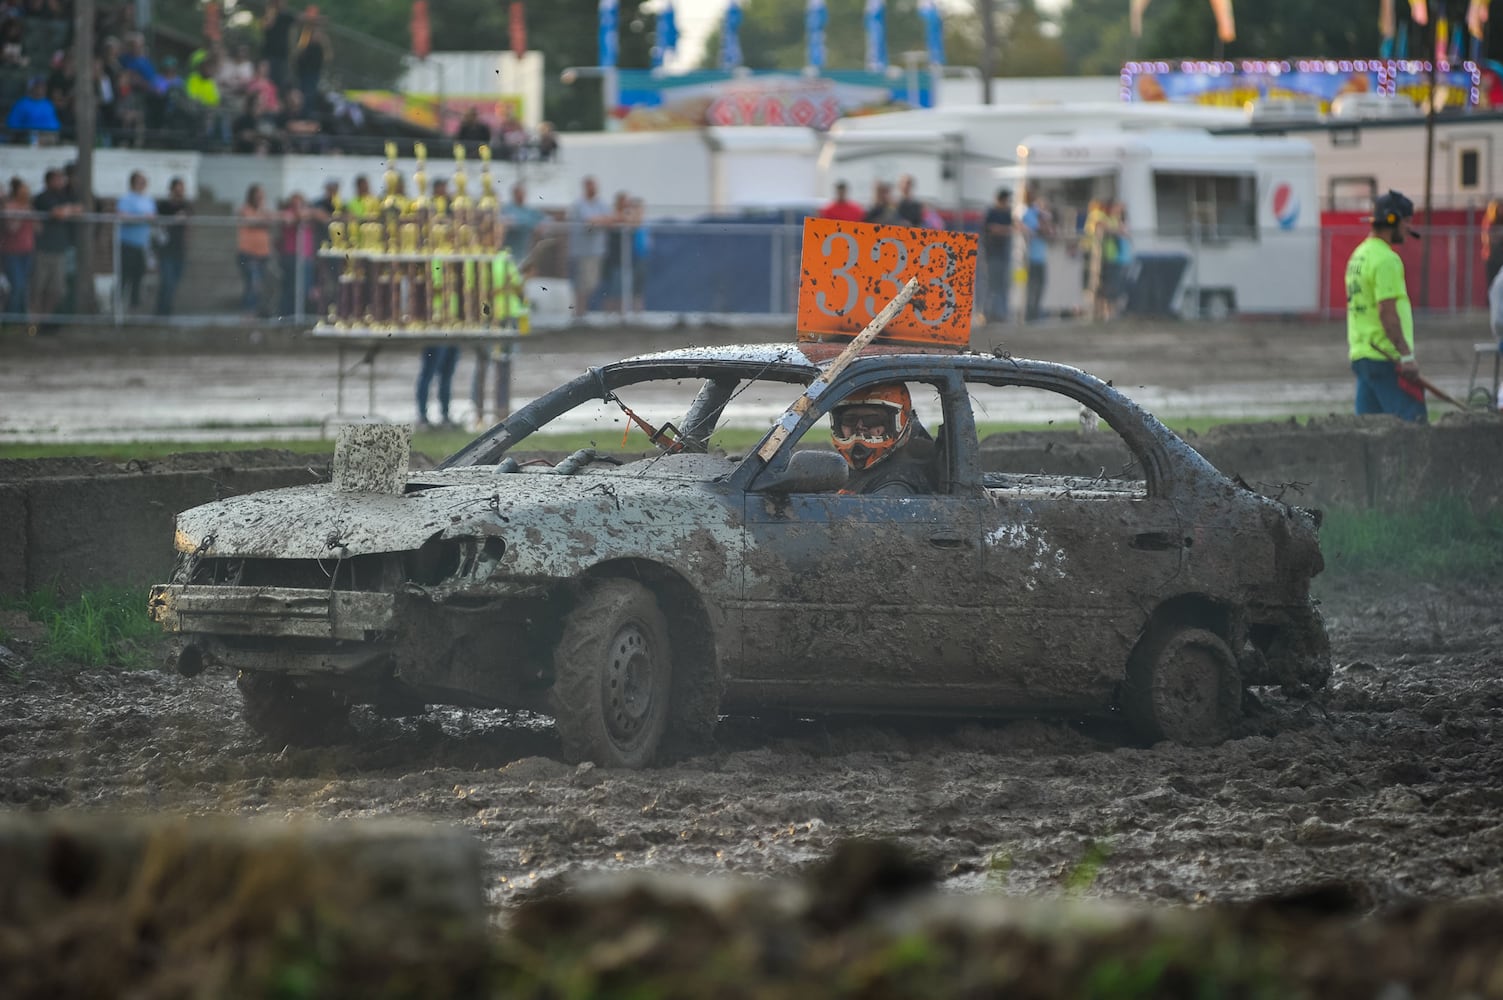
[149, 344, 1330, 767]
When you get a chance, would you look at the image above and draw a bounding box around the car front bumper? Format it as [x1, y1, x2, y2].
[148, 585, 397, 642]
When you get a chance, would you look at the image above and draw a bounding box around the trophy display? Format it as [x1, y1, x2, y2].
[316, 139, 521, 336]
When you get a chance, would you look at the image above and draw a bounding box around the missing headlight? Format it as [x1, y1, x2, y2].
[407, 535, 467, 585]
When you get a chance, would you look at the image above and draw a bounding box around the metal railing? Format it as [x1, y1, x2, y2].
[1, 213, 1494, 330]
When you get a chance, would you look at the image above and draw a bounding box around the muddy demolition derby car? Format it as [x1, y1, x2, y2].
[148, 342, 1331, 767]
[150, 219, 1329, 766]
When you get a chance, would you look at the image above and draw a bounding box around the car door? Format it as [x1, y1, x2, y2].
[966, 376, 1184, 709]
[732, 377, 986, 712]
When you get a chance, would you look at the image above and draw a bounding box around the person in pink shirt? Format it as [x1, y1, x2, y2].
[278, 191, 316, 317]
[1, 177, 37, 320]
[244, 60, 281, 116]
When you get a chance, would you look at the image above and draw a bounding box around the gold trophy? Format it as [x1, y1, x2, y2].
[359, 220, 385, 324]
[477, 145, 500, 249]
[449, 144, 472, 229]
[430, 219, 455, 326]
[328, 221, 349, 325]
[476, 146, 502, 326]
[448, 146, 477, 324]
[409, 142, 431, 233]
[376, 142, 407, 326]
[399, 222, 421, 323]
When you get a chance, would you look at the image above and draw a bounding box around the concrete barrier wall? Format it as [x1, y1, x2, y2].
[1, 415, 1498, 600]
[981, 412, 1503, 513]
[0, 453, 328, 599]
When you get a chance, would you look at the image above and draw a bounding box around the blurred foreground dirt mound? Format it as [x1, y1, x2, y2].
[4, 820, 1501, 1000]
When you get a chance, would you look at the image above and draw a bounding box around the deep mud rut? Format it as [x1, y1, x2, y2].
[2, 580, 1500, 913]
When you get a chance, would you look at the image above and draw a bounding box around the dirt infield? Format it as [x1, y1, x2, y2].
[1, 317, 1501, 992]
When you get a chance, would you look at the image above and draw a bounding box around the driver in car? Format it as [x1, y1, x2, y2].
[830, 383, 939, 495]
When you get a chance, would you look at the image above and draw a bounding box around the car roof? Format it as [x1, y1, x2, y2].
[610, 342, 1104, 385]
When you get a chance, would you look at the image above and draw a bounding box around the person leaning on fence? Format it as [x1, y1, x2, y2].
[1019, 186, 1053, 323]
[31, 167, 79, 321]
[116, 170, 156, 311]
[820, 180, 865, 223]
[236, 183, 273, 316]
[1344, 190, 1426, 424]
[865, 181, 904, 227]
[982, 188, 1013, 324]
[469, 230, 531, 429]
[347, 174, 379, 220]
[568, 175, 610, 319]
[154, 176, 191, 316]
[1, 177, 36, 322]
[278, 191, 317, 317]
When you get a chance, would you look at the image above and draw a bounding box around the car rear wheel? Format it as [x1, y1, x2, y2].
[1125, 626, 1240, 746]
[551, 580, 672, 768]
[236, 671, 351, 747]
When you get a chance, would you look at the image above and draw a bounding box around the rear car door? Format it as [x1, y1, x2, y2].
[963, 374, 1184, 710]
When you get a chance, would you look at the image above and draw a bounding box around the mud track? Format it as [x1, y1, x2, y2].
[2, 578, 1499, 912]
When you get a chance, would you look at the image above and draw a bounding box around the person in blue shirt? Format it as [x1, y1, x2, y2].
[6, 78, 61, 138]
[500, 181, 544, 264]
[1019, 186, 1054, 323]
[115, 170, 156, 310]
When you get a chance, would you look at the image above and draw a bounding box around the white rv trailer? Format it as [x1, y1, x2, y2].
[1223, 110, 1503, 210]
[821, 103, 1248, 213]
[1009, 128, 1319, 318]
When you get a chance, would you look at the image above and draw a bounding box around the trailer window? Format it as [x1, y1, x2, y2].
[1460, 148, 1481, 190]
[1153, 171, 1257, 242]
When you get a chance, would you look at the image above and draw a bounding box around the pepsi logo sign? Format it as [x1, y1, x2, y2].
[1272, 183, 1300, 230]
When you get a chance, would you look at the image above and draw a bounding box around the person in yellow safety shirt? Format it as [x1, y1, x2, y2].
[1344, 189, 1427, 423]
[468, 239, 531, 427]
[346, 175, 379, 220]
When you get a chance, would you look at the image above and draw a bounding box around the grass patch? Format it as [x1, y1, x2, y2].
[1064, 841, 1113, 896]
[1319, 497, 1503, 582]
[0, 587, 163, 670]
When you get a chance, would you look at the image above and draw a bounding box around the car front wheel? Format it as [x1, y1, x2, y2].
[1125, 626, 1240, 746]
[236, 671, 351, 747]
[551, 580, 673, 768]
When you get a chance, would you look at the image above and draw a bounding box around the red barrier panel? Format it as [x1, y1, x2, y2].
[1322, 208, 1485, 314]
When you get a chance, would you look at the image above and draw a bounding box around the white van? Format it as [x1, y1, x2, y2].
[1007, 128, 1320, 319]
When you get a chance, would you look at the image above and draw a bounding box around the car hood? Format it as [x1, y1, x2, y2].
[174, 471, 717, 559]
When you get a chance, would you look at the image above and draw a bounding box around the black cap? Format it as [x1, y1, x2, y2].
[1373, 189, 1416, 227]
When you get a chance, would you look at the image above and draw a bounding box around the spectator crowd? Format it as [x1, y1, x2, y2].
[4, 0, 562, 158]
[820, 176, 1135, 325]
[1, 160, 591, 327]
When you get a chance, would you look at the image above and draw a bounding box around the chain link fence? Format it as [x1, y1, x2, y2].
[2, 212, 1497, 330]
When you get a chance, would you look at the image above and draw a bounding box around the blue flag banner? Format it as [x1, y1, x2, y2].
[722, 0, 744, 71]
[807, 0, 827, 72]
[864, 0, 887, 72]
[599, 0, 619, 68]
[918, 0, 944, 68]
[654, 2, 679, 69]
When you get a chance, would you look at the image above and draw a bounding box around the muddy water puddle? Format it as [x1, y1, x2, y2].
[2, 581, 1499, 912]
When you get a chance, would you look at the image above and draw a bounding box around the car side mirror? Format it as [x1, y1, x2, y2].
[757, 449, 849, 494]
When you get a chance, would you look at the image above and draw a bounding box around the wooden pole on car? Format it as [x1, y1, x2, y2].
[755, 277, 919, 464]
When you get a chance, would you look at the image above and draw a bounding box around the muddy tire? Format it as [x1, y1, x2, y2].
[551, 580, 672, 768]
[236, 671, 351, 747]
[1125, 626, 1240, 746]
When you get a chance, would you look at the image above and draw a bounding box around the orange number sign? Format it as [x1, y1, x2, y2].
[796, 218, 977, 347]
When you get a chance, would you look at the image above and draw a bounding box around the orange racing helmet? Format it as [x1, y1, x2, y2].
[830, 383, 914, 471]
